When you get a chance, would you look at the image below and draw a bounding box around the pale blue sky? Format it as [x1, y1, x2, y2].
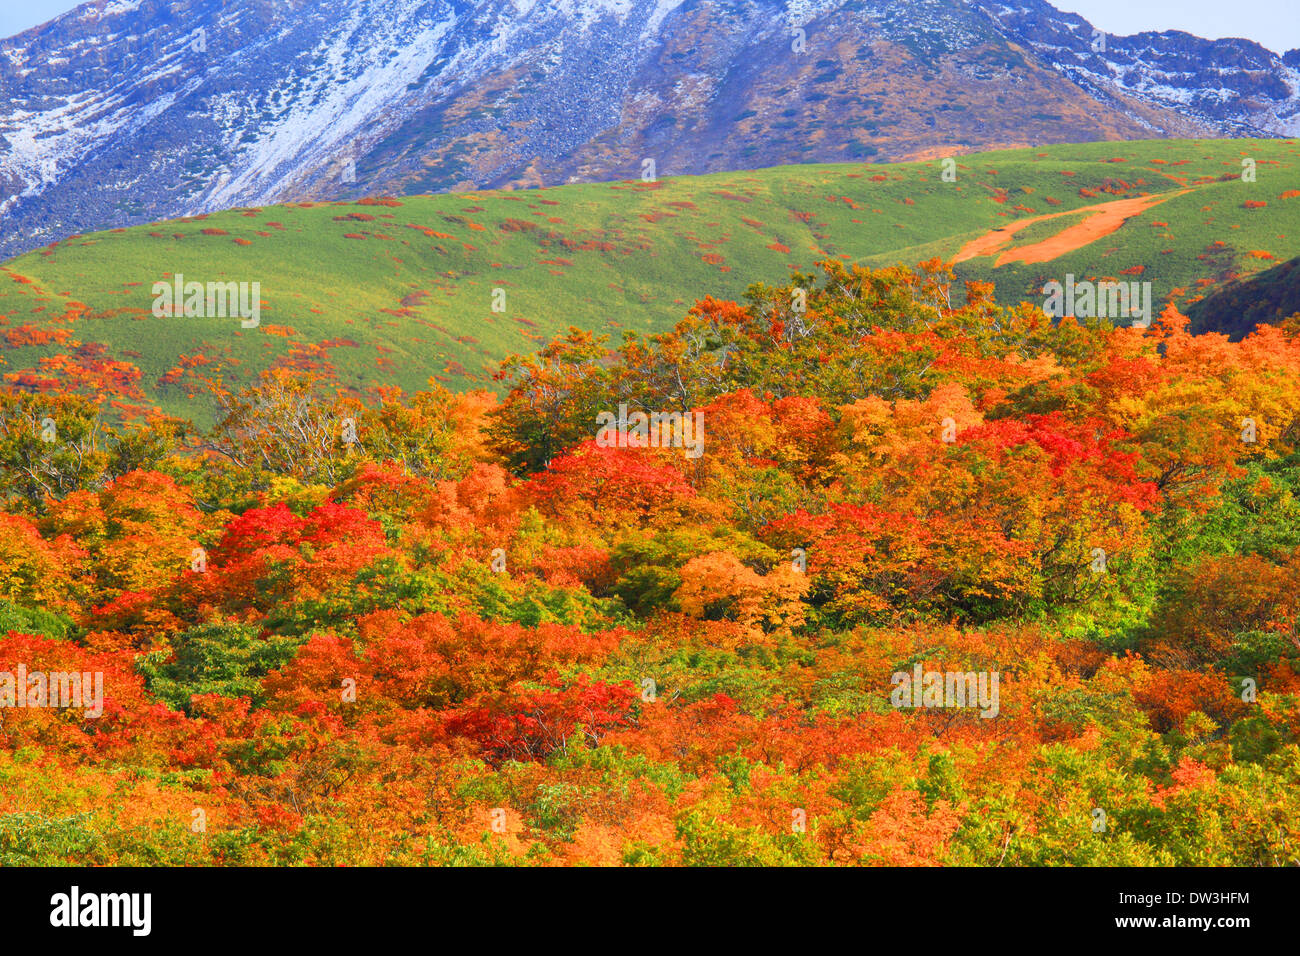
[1060, 1, 1300, 53]
[2, 0, 1298, 53]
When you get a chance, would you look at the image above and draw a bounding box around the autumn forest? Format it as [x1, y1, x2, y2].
[2, 259, 1298, 866]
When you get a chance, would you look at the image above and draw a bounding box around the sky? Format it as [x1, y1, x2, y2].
[1, 0, 1298, 53]
[1058, 1, 1300, 54]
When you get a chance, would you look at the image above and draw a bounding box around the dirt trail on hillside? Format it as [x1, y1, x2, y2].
[953, 189, 1192, 266]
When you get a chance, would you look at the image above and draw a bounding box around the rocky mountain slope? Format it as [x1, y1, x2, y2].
[2, 0, 1297, 259]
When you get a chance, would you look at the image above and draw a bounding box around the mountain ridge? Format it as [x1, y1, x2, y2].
[2, 0, 1298, 259]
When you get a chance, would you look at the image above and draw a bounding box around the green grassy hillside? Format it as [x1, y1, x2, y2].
[3, 138, 1298, 424]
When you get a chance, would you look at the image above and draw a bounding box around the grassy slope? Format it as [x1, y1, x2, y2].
[2, 138, 1298, 425]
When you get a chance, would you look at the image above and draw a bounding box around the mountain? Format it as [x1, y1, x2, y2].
[4, 138, 1298, 424]
[2, 0, 1298, 260]
[970, 0, 1300, 138]
[1187, 254, 1300, 338]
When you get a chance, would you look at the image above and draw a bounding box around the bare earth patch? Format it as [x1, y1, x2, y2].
[953, 189, 1192, 265]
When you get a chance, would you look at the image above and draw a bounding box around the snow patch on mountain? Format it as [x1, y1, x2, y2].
[201, 12, 458, 209]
